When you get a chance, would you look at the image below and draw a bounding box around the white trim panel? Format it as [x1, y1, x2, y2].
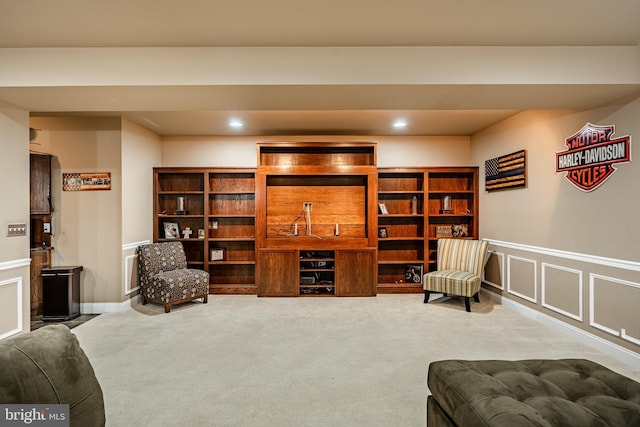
[121, 240, 148, 297]
[541, 262, 583, 322]
[507, 255, 537, 303]
[589, 273, 640, 342]
[0, 277, 23, 340]
[124, 253, 139, 296]
[483, 249, 504, 290]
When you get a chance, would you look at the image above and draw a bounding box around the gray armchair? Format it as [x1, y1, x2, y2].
[136, 242, 209, 313]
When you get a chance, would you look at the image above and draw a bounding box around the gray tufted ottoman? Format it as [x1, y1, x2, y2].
[427, 359, 640, 426]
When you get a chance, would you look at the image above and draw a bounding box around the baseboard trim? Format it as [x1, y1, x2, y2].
[481, 289, 640, 367]
[81, 295, 140, 314]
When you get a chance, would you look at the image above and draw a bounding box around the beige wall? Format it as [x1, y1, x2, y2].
[121, 118, 162, 300]
[0, 103, 30, 338]
[472, 96, 640, 355]
[161, 135, 471, 167]
[30, 117, 124, 307]
[122, 118, 162, 243]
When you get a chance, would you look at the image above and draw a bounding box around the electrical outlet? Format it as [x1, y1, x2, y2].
[303, 202, 312, 211]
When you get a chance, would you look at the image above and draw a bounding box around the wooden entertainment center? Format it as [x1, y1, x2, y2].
[152, 142, 478, 297]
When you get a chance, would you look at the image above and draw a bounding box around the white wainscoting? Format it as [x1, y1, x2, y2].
[0, 258, 29, 340]
[541, 262, 583, 322]
[589, 273, 640, 346]
[0, 276, 23, 340]
[506, 255, 537, 303]
[483, 250, 505, 290]
[79, 241, 149, 314]
[485, 238, 640, 360]
[122, 240, 149, 297]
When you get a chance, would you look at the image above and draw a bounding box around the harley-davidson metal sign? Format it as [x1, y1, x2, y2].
[556, 123, 631, 192]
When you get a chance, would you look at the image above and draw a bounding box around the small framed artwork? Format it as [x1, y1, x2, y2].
[197, 228, 205, 239]
[436, 225, 453, 238]
[405, 264, 423, 283]
[378, 227, 388, 238]
[210, 248, 225, 261]
[378, 203, 389, 215]
[163, 222, 179, 239]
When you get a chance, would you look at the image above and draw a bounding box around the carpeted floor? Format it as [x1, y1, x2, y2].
[70, 294, 639, 427]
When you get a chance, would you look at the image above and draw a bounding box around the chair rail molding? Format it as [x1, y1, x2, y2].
[485, 239, 640, 272]
[0, 258, 31, 271]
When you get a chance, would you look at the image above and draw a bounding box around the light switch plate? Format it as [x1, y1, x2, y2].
[7, 223, 27, 237]
[43, 222, 51, 233]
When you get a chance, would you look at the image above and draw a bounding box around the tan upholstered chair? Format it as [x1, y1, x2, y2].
[423, 238, 489, 312]
[137, 242, 209, 313]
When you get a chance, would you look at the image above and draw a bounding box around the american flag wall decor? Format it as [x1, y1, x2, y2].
[485, 150, 527, 192]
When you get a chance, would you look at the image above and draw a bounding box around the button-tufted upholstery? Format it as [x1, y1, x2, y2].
[137, 242, 209, 313]
[427, 359, 640, 426]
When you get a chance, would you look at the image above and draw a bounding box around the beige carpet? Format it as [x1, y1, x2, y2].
[71, 294, 639, 427]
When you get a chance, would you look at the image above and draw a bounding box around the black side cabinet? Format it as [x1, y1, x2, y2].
[42, 266, 83, 321]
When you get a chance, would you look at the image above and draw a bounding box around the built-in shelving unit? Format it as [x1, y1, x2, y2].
[153, 168, 256, 294]
[376, 167, 479, 293]
[207, 170, 256, 294]
[152, 148, 478, 298]
[426, 167, 479, 272]
[377, 169, 426, 293]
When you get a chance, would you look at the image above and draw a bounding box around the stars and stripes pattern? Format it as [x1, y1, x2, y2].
[485, 150, 527, 191]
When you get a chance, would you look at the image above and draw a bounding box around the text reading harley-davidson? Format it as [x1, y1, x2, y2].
[556, 123, 631, 192]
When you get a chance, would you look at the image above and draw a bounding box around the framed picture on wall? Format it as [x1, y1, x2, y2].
[378, 227, 388, 238]
[378, 203, 389, 215]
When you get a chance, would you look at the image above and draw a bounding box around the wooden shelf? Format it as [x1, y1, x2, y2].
[154, 168, 257, 294]
[376, 167, 478, 291]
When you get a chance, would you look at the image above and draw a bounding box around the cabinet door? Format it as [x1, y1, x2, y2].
[335, 248, 377, 297]
[30, 249, 51, 316]
[30, 153, 51, 214]
[257, 249, 298, 296]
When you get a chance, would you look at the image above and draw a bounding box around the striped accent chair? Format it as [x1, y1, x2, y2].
[423, 239, 489, 312]
[137, 242, 210, 313]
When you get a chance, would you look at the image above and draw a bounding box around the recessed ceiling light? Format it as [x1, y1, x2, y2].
[392, 119, 408, 129]
[229, 119, 243, 128]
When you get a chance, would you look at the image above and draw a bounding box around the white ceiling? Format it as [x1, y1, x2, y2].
[2, 0, 640, 136]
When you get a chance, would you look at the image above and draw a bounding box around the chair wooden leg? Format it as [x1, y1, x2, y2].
[464, 297, 471, 312]
[142, 294, 148, 305]
[203, 294, 208, 304]
[424, 290, 431, 303]
[473, 292, 480, 303]
[164, 303, 171, 313]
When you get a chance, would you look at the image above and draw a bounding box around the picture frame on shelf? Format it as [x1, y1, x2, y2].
[378, 227, 388, 238]
[210, 247, 225, 261]
[197, 228, 205, 239]
[436, 225, 453, 238]
[163, 222, 179, 239]
[378, 203, 389, 215]
[405, 264, 423, 284]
